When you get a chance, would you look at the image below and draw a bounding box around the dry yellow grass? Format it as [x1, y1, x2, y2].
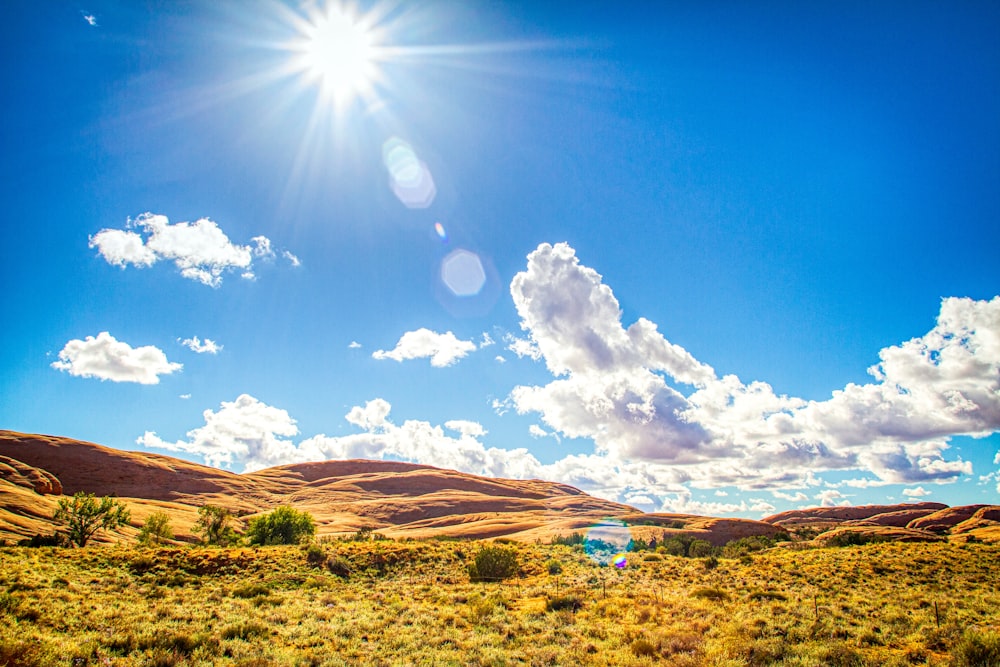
[1, 538, 997, 665]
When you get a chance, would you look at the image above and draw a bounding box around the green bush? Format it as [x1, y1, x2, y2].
[545, 559, 563, 575]
[194, 505, 240, 546]
[468, 544, 519, 582]
[688, 539, 715, 558]
[53, 492, 130, 547]
[246, 506, 316, 546]
[138, 511, 173, 546]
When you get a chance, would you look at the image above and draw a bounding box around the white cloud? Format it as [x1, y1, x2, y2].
[504, 334, 542, 361]
[445, 420, 487, 438]
[505, 242, 1000, 492]
[771, 490, 809, 502]
[902, 486, 931, 497]
[495, 355, 507, 363]
[89, 213, 296, 287]
[180, 394, 191, 400]
[714, 490, 728, 497]
[282, 250, 301, 267]
[179, 336, 222, 354]
[372, 328, 476, 367]
[141, 395, 544, 479]
[51, 332, 182, 384]
[138, 394, 305, 471]
[251, 236, 274, 259]
[480, 333, 495, 348]
[348, 341, 362, 349]
[815, 489, 851, 507]
[81, 12, 97, 26]
[528, 425, 548, 439]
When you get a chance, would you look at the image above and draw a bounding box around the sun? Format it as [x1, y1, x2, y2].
[296, 7, 377, 102]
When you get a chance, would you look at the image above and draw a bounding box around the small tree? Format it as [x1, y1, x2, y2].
[137, 511, 173, 546]
[195, 505, 240, 546]
[53, 492, 131, 547]
[246, 506, 316, 546]
[468, 544, 519, 582]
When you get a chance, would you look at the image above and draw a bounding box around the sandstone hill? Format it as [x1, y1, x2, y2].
[3, 430, 996, 547]
[0, 430, 783, 546]
[763, 501, 1000, 544]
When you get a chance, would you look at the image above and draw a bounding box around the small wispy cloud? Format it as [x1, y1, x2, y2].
[282, 250, 301, 267]
[81, 11, 97, 26]
[372, 328, 476, 367]
[179, 336, 222, 354]
[348, 341, 362, 349]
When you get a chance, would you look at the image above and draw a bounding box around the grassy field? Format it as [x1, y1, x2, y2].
[1, 539, 998, 666]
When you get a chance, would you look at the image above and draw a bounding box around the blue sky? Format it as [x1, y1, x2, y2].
[2, 1, 998, 517]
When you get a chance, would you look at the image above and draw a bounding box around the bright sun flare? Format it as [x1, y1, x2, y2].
[300, 8, 375, 99]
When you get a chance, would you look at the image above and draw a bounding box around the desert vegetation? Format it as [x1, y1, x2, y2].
[0, 537, 997, 666]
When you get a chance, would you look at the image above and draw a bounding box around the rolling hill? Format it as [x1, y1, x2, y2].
[2, 429, 997, 546]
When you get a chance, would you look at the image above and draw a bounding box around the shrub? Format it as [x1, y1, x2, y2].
[690, 587, 729, 601]
[231, 583, 270, 599]
[194, 505, 240, 546]
[546, 594, 582, 612]
[246, 506, 316, 546]
[326, 555, 352, 578]
[138, 511, 173, 546]
[545, 559, 563, 575]
[221, 622, 269, 641]
[702, 555, 720, 570]
[16, 533, 65, 548]
[748, 590, 787, 602]
[53, 492, 131, 547]
[304, 543, 326, 566]
[952, 630, 1000, 667]
[631, 638, 658, 657]
[688, 539, 715, 558]
[468, 545, 518, 582]
[551, 532, 584, 546]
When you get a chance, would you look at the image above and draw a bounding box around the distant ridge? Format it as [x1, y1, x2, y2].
[2, 430, 997, 546]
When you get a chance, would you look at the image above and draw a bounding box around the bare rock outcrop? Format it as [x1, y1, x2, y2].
[906, 505, 991, 533]
[0, 455, 62, 495]
[763, 502, 947, 527]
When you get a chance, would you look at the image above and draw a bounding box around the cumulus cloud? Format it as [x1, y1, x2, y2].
[51, 332, 182, 384]
[138, 394, 305, 471]
[816, 489, 851, 507]
[179, 336, 222, 354]
[902, 486, 931, 498]
[89, 213, 296, 287]
[139, 395, 543, 479]
[348, 341, 362, 349]
[506, 242, 1000, 492]
[372, 328, 477, 367]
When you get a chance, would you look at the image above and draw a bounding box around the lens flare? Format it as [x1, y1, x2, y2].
[441, 249, 486, 296]
[434, 222, 447, 242]
[612, 553, 628, 569]
[382, 137, 436, 209]
[584, 519, 633, 565]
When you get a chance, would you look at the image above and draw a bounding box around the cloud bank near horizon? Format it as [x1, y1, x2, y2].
[135, 242, 1000, 513]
